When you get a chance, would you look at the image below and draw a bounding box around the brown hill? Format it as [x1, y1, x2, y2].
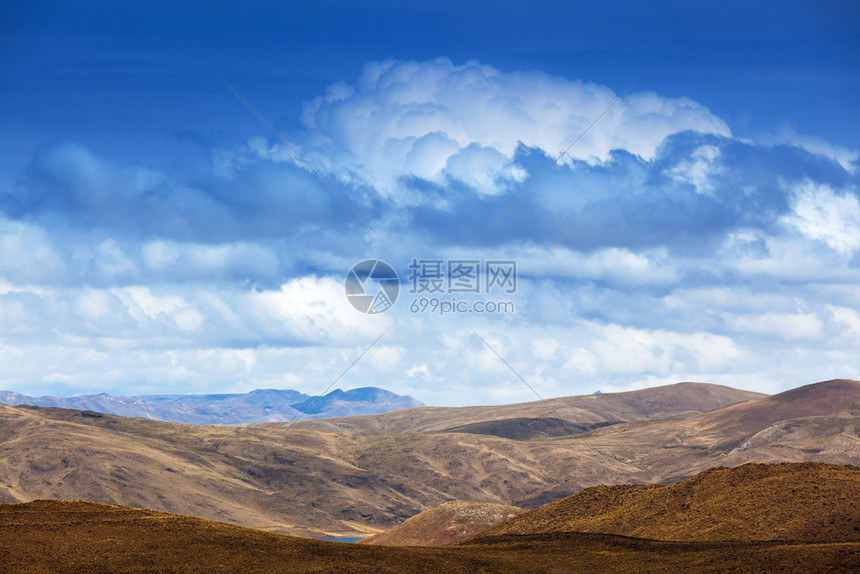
[475, 462, 860, 543]
[359, 501, 524, 546]
[697, 379, 860, 443]
[2, 496, 858, 573]
[570, 378, 860, 485]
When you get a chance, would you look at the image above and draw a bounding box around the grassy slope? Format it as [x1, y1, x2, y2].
[1, 483, 859, 573]
[474, 462, 860, 542]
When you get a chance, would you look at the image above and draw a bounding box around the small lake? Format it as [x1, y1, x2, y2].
[317, 537, 364, 543]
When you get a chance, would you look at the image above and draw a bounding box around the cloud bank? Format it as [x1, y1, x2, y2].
[0, 59, 858, 403]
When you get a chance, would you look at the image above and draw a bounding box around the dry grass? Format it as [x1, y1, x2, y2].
[1, 470, 859, 574]
[475, 462, 860, 542]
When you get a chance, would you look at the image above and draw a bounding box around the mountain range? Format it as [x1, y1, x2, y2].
[0, 386, 423, 424]
[0, 379, 857, 540]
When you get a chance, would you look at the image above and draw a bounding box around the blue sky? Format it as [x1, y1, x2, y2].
[0, 1, 858, 404]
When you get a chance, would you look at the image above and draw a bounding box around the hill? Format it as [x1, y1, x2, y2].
[571, 378, 860, 484]
[474, 462, 860, 542]
[1, 495, 857, 573]
[0, 386, 423, 424]
[359, 501, 524, 546]
[695, 378, 860, 442]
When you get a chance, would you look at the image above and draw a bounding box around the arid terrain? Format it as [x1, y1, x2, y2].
[1, 462, 857, 573]
[0, 379, 858, 540]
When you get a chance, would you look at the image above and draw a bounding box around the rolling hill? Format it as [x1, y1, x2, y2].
[0, 379, 857, 538]
[571, 378, 860, 484]
[292, 382, 765, 434]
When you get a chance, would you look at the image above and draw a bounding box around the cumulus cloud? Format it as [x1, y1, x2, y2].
[767, 125, 858, 173]
[782, 181, 860, 254]
[300, 58, 730, 198]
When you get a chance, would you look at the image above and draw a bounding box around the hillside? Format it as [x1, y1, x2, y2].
[0, 386, 423, 424]
[359, 501, 524, 546]
[572, 378, 860, 484]
[474, 462, 860, 542]
[1, 495, 857, 573]
[696, 378, 860, 442]
[0, 397, 650, 536]
[2, 499, 858, 573]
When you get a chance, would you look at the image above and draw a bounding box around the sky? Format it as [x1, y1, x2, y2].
[0, 0, 858, 405]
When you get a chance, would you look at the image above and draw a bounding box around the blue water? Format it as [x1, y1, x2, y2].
[317, 537, 364, 543]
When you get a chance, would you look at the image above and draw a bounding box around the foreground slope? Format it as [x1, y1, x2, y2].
[1, 494, 858, 573]
[475, 462, 860, 542]
[359, 501, 524, 546]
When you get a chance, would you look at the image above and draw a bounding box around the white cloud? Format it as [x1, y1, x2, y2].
[589, 323, 742, 375]
[668, 144, 723, 195]
[768, 125, 858, 173]
[782, 181, 860, 254]
[663, 287, 796, 314]
[828, 305, 860, 340]
[0, 217, 68, 284]
[120, 286, 188, 317]
[300, 58, 730, 198]
[730, 312, 824, 341]
[511, 245, 679, 285]
[243, 276, 388, 345]
[141, 240, 281, 279]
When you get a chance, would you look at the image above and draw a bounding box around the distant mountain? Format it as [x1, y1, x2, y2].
[0, 387, 423, 425]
